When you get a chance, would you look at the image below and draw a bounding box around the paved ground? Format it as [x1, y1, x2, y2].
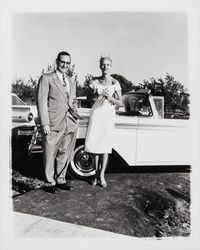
[12, 171, 190, 238]
[13, 211, 131, 238]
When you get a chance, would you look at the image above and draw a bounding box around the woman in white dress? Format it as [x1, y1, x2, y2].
[84, 56, 122, 187]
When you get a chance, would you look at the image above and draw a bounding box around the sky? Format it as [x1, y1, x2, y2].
[12, 12, 188, 87]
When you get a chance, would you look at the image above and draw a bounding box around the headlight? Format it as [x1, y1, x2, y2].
[27, 112, 33, 122]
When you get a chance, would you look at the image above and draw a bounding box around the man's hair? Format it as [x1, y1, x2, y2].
[57, 51, 71, 61]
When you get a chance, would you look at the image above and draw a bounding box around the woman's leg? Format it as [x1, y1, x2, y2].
[91, 154, 99, 185]
[99, 153, 108, 187]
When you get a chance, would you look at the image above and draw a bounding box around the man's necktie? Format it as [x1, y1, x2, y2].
[62, 74, 69, 99]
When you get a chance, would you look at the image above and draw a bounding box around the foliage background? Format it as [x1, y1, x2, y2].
[11, 66, 190, 117]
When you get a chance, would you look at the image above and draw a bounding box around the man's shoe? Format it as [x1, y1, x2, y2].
[56, 183, 73, 191]
[42, 185, 58, 194]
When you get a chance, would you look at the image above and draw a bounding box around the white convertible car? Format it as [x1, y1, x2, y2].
[12, 93, 37, 136]
[28, 89, 190, 179]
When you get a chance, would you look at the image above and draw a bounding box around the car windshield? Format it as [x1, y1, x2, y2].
[12, 95, 25, 105]
[120, 93, 153, 117]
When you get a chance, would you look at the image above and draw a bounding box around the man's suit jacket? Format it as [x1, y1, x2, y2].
[37, 71, 78, 131]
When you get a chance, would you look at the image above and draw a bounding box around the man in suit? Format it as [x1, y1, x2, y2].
[37, 51, 79, 193]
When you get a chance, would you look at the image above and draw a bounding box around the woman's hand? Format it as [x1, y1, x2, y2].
[101, 88, 109, 97]
[98, 88, 109, 100]
[106, 95, 115, 105]
[107, 90, 123, 106]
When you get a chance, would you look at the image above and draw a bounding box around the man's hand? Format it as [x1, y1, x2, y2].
[72, 98, 78, 110]
[43, 125, 50, 135]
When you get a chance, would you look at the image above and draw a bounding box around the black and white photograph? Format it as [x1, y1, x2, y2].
[0, 0, 200, 249]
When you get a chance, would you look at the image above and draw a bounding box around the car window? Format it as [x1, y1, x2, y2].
[153, 96, 164, 118]
[122, 94, 153, 117]
[12, 95, 25, 105]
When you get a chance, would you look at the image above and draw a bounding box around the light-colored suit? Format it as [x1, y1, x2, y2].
[37, 71, 78, 185]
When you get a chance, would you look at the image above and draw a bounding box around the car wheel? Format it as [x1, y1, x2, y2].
[69, 144, 96, 180]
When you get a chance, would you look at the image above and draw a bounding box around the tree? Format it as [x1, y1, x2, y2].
[111, 74, 135, 94]
[12, 67, 190, 116]
[11, 77, 38, 104]
[12, 63, 82, 102]
[76, 84, 86, 97]
[137, 74, 190, 114]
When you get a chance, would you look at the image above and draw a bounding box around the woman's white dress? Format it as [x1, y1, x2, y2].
[85, 81, 121, 154]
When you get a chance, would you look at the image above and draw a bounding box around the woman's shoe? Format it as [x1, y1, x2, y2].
[90, 178, 97, 186]
[98, 178, 107, 188]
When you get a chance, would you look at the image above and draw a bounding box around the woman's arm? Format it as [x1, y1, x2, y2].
[106, 89, 123, 106]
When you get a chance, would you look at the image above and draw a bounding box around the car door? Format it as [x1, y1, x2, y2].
[112, 92, 143, 166]
[135, 93, 190, 166]
[136, 117, 190, 165]
[113, 114, 139, 166]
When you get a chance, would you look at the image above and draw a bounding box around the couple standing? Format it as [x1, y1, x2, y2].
[37, 51, 122, 193]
